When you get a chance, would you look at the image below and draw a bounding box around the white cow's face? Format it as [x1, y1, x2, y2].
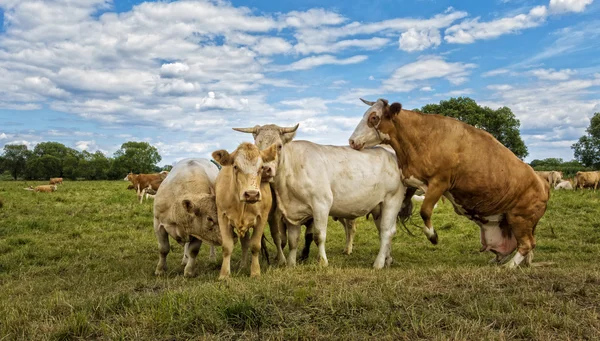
[212, 142, 278, 203]
[182, 194, 222, 246]
[232, 124, 298, 183]
[349, 98, 402, 150]
[349, 99, 388, 150]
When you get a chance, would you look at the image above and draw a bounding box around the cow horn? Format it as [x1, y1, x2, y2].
[232, 127, 258, 134]
[279, 123, 299, 134]
[360, 98, 376, 106]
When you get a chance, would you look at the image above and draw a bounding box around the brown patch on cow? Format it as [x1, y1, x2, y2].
[385, 102, 402, 119]
[212, 150, 233, 166]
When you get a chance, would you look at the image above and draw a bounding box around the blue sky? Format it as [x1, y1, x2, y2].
[0, 0, 599, 166]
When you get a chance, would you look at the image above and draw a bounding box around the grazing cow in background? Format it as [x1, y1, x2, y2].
[126, 172, 168, 203]
[153, 158, 221, 277]
[212, 142, 278, 279]
[535, 171, 553, 185]
[349, 98, 549, 268]
[25, 185, 58, 193]
[262, 139, 409, 269]
[574, 171, 600, 190]
[554, 180, 573, 190]
[550, 171, 563, 187]
[49, 177, 63, 185]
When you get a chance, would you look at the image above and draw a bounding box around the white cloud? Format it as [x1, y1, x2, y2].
[331, 80, 348, 86]
[368, 76, 375, 80]
[549, 0, 594, 13]
[482, 68, 510, 77]
[445, 6, 547, 44]
[294, 37, 390, 55]
[196, 92, 250, 111]
[160, 62, 190, 78]
[280, 55, 368, 71]
[283, 8, 346, 28]
[487, 84, 513, 91]
[530, 68, 576, 80]
[443, 88, 473, 96]
[252, 37, 292, 55]
[75, 140, 99, 152]
[382, 55, 477, 92]
[420, 86, 434, 91]
[0, 133, 9, 139]
[399, 28, 442, 52]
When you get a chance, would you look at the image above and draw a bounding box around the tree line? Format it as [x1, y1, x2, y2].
[1, 98, 597, 181]
[0, 141, 170, 181]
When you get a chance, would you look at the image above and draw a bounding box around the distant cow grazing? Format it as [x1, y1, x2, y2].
[25, 185, 58, 193]
[535, 171, 562, 187]
[126, 171, 168, 203]
[153, 158, 222, 278]
[212, 142, 278, 279]
[574, 171, 600, 190]
[49, 177, 63, 185]
[349, 98, 549, 268]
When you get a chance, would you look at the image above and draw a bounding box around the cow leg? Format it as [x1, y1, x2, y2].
[154, 219, 170, 276]
[420, 183, 447, 244]
[286, 224, 301, 267]
[249, 224, 265, 277]
[502, 214, 536, 269]
[218, 217, 234, 280]
[208, 245, 216, 262]
[312, 208, 330, 267]
[183, 237, 202, 278]
[343, 219, 357, 255]
[181, 242, 190, 266]
[300, 220, 314, 261]
[268, 210, 286, 266]
[373, 203, 399, 269]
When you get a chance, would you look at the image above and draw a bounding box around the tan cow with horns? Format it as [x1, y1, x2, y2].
[349, 98, 549, 268]
[212, 142, 278, 279]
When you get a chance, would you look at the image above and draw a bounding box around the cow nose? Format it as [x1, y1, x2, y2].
[264, 166, 272, 177]
[244, 190, 260, 202]
[349, 139, 362, 150]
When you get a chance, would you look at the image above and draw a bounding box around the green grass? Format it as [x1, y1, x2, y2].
[0, 181, 599, 340]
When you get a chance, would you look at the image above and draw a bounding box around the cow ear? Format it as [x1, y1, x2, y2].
[182, 199, 195, 214]
[385, 102, 402, 119]
[260, 143, 278, 163]
[212, 150, 233, 166]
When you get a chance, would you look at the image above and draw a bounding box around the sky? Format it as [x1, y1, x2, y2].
[0, 0, 599, 167]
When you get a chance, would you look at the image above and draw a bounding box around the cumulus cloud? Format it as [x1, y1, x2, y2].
[279, 55, 368, 71]
[549, 0, 594, 13]
[399, 28, 442, 52]
[487, 84, 513, 91]
[445, 6, 547, 44]
[382, 56, 477, 92]
[530, 68, 576, 80]
[482, 69, 510, 77]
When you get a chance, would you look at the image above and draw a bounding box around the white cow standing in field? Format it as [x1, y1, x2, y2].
[153, 158, 221, 277]
[270, 140, 409, 268]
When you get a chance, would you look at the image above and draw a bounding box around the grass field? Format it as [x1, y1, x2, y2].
[0, 181, 599, 340]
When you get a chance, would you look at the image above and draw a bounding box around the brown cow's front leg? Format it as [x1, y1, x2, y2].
[419, 182, 447, 245]
[502, 213, 536, 269]
[218, 216, 234, 280]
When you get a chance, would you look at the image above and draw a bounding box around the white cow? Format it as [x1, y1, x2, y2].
[270, 140, 409, 269]
[153, 158, 221, 277]
[554, 180, 573, 190]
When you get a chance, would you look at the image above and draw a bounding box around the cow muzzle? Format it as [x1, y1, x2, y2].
[242, 189, 261, 203]
[349, 139, 364, 150]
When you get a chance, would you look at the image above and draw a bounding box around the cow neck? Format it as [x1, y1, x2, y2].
[388, 110, 423, 174]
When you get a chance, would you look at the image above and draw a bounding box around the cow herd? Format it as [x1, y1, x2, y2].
[116, 97, 600, 280]
[535, 170, 600, 191]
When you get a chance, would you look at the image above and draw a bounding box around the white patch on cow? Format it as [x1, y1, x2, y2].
[423, 225, 436, 239]
[349, 99, 389, 148]
[404, 176, 426, 189]
[235, 153, 261, 174]
[478, 215, 502, 251]
[504, 252, 525, 269]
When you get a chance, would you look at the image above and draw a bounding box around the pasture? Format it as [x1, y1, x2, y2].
[0, 181, 599, 340]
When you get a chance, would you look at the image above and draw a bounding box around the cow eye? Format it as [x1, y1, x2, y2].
[233, 165, 238, 171]
[207, 216, 215, 224]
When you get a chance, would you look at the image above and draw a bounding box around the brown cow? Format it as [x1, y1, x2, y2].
[25, 185, 58, 193]
[574, 171, 600, 190]
[126, 172, 168, 203]
[349, 98, 549, 268]
[49, 177, 63, 185]
[212, 142, 277, 279]
[535, 171, 562, 187]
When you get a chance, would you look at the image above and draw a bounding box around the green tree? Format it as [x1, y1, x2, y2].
[78, 151, 110, 180]
[419, 97, 529, 159]
[2, 144, 31, 180]
[572, 112, 600, 168]
[25, 155, 61, 180]
[113, 141, 161, 175]
[32, 142, 80, 177]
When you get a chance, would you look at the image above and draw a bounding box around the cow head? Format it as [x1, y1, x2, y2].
[125, 172, 137, 182]
[212, 142, 278, 203]
[181, 191, 222, 246]
[232, 124, 298, 182]
[349, 98, 402, 150]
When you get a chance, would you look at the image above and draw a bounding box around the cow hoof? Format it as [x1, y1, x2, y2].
[429, 232, 439, 245]
[277, 257, 287, 267]
[155, 269, 167, 276]
[343, 248, 352, 255]
[385, 256, 394, 267]
[184, 269, 197, 278]
[250, 272, 261, 278]
[319, 258, 329, 267]
[218, 274, 230, 281]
